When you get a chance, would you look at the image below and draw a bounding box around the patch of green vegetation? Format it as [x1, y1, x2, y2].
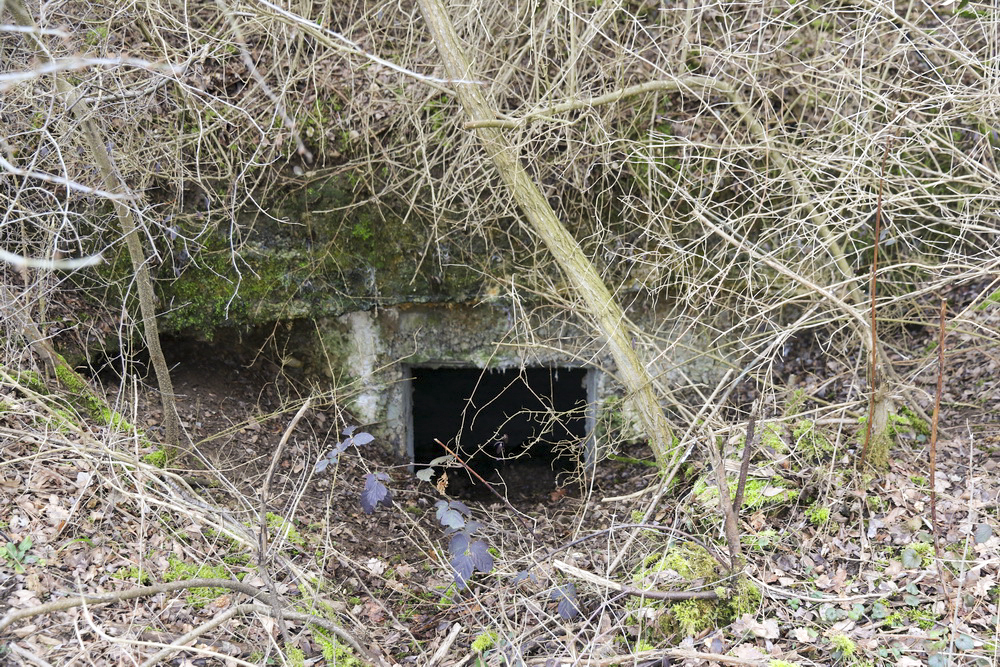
[471, 629, 498, 653]
[669, 598, 720, 636]
[694, 476, 798, 511]
[889, 407, 930, 439]
[730, 576, 762, 617]
[437, 586, 460, 606]
[977, 287, 1000, 310]
[639, 544, 717, 583]
[904, 542, 934, 566]
[792, 420, 833, 459]
[52, 356, 135, 432]
[351, 215, 374, 242]
[143, 449, 168, 468]
[85, 25, 109, 45]
[112, 564, 151, 585]
[784, 389, 808, 416]
[806, 503, 830, 527]
[759, 422, 787, 452]
[831, 633, 856, 659]
[3, 537, 37, 573]
[632, 545, 758, 641]
[265, 513, 306, 548]
[902, 606, 939, 629]
[866, 495, 886, 512]
[222, 553, 252, 566]
[769, 661, 802, 667]
[164, 555, 234, 607]
[744, 529, 779, 551]
[316, 634, 362, 666]
[12, 370, 47, 395]
[284, 644, 306, 667]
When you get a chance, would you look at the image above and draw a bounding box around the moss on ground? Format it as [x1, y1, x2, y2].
[630, 544, 760, 641]
[164, 555, 237, 607]
[265, 512, 307, 548]
[694, 476, 798, 511]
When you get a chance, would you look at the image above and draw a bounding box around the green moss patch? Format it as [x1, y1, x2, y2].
[164, 555, 237, 607]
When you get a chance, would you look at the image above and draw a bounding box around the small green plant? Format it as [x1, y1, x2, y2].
[901, 542, 934, 568]
[285, 643, 306, 667]
[792, 420, 833, 459]
[670, 599, 718, 636]
[744, 529, 779, 550]
[143, 448, 168, 468]
[471, 629, 498, 653]
[831, 633, 856, 660]
[806, 503, 830, 527]
[730, 577, 762, 617]
[694, 476, 798, 510]
[163, 555, 233, 607]
[866, 495, 886, 512]
[3, 537, 37, 572]
[759, 422, 787, 452]
[112, 564, 151, 585]
[316, 634, 362, 666]
[266, 513, 306, 547]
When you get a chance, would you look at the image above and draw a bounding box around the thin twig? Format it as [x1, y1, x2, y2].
[434, 438, 536, 535]
[553, 560, 722, 602]
[929, 299, 951, 602]
[257, 398, 312, 647]
[427, 622, 462, 666]
[860, 136, 893, 468]
[732, 401, 759, 515]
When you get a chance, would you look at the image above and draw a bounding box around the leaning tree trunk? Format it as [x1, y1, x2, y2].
[7, 0, 181, 451]
[416, 0, 676, 468]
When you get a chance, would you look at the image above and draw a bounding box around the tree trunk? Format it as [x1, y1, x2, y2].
[416, 0, 675, 468]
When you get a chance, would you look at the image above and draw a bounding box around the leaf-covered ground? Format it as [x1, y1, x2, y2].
[2, 294, 1000, 666]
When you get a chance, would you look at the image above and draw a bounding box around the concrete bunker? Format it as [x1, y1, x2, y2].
[315, 302, 718, 501]
[405, 365, 595, 501]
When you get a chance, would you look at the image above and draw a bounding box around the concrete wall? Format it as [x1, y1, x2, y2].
[305, 300, 722, 461]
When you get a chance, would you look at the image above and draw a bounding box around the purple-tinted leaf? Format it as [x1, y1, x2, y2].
[463, 520, 482, 535]
[439, 509, 466, 531]
[336, 438, 352, 453]
[449, 500, 471, 516]
[449, 532, 470, 556]
[360, 473, 392, 514]
[558, 596, 580, 621]
[352, 432, 375, 446]
[468, 540, 494, 573]
[551, 584, 580, 620]
[375, 471, 390, 481]
[342, 425, 357, 436]
[315, 458, 330, 473]
[451, 554, 474, 589]
[512, 570, 537, 584]
[436, 501, 466, 528]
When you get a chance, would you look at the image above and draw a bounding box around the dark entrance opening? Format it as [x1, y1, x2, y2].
[409, 366, 590, 502]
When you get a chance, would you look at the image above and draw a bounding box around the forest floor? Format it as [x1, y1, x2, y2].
[1, 289, 999, 667]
